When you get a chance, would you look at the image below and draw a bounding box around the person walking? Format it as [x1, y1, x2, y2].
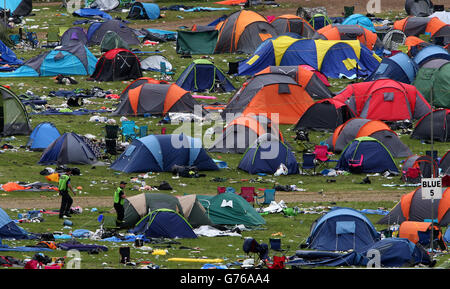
[114, 181, 127, 227]
[58, 168, 76, 219]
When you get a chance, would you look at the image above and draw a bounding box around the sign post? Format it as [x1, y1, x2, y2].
[421, 177, 442, 255]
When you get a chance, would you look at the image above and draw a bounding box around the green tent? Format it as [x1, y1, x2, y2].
[100, 30, 130, 53]
[0, 86, 31, 136]
[176, 30, 218, 55]
[414, 61, 450, 108]
[197, 192, 266, 227]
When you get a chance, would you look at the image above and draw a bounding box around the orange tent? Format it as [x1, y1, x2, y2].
[314, 24, 380, 50]
[399, 221, 447, 250]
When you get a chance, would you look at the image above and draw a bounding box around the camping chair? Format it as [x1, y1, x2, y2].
[242, 238, 269, 268]
[301, 153, 316, 175]
[45, 30, 60, 48]
[104, 124, 120, 161]
[403, 167, 421, 183]
[295, 129, 314, 152]
[105, 124, 120, 139]
[120, 120, 138, 142]
[344, 6, 354, 17]
[348, 154, 364, 174]
[159, 61, 174, 81]
[255, 189, 276, 207]
[239, 187, 257, 206]
[217, 186, 226, 194]
[313, 145, 336, 172]
[138, 125, 148, 138]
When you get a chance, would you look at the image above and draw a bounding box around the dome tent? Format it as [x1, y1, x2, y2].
[88, 48, 142, 82]
[0, 207, 30, 239]
[87, 19, 141, 46]
[0, 86, 32, 136]
[270, 14, 315, 38]
[26, 122, 61, 151]
[366, 52, 418, 84]
[411, 109, 450, 142]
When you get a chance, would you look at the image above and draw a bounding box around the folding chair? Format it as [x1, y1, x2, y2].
[45, 30, 60, 48]
[256, 189, 276, 207]
[301, 153, 316, 174]
[344, 6, 354, 17]
[295, 129, 314, 152]
[239, 187, 257, 205]
[313, 145, 336, 172]
[217, 186, 226, 194]
[138, 125, 148, 138]
[348, 154, 364, 174]
[120, 120, 138, 142]
[105, 124, 120, 139]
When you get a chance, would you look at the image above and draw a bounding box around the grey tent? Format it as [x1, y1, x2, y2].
[382, 29, 407, 51]
[60, 27, 88, 46]
[140, 55, 173, 72]
[405, 0, 434, 17]
[87, 20, 140, 46]
[177, 194, 213, 228]
[0, 86, 31, 136]
[325, 118, 412, 157]
[439, 150, 450, 175]
[38, 132, 102, 166]
[89, 0, 120, 11]
[100, 30, 129, 52]
[411, 109, 450, 142]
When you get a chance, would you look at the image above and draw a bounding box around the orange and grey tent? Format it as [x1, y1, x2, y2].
[324, 118, 412, 157]
[405, 36, 433, 56]
[393, 16, 450, 45]
[222, 73, 314, 124]
[270, 14, 315, 38]
[378, 187, 450, 226]
[401, 154, 439, 179]
[208, 114, 284, 154]
[256, 65, 333, 99]
[214, 10, 278, 54]
[399, 221, 447, 250]
[120, 77, 169, 100]
[312, 24, 383, 50]
[111, 83, 206, 117]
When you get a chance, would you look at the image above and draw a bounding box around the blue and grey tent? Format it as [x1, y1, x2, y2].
[305, 207, 381, 252]
[130, 209, 197, 239]
[366, 52, 418, 84]
[26, 122, 61, 151]
[0, 0, 31, 16]
[0, 207, 30, 240]
[175, 59, 236, 93]
[335, 136, 398, 173]
[111, 134, 219, 173]
[0, 40, 23, 70]
[38, 132, 101, 165]
[342, 14, 376, 32]
[0, 42, 97, 77]
[73, 8, 112, 20]
[413, 45, 450, 67]
[238, 134, 298, 175]
[127, 2, 160, 20]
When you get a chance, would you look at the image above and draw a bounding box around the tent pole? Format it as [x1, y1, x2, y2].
[430, 86, 434, 256]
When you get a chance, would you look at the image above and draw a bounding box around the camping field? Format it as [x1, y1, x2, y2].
[0, 0, 449, 272]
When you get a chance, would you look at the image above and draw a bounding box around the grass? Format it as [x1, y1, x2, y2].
[0, 1, 448, 270]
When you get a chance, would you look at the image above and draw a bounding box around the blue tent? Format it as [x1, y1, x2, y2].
[0, 40, 23, 70]
[26, 122, 61, 151]
[127, 2, 160, 20]
[111, 134, 219, 173]
[342, 14, 376, 32]
[73, 8, 112, 20]
[305, 207, 381, 252]
[0, 42, 97, 77]
[0, 207, 30, 240]
[238, 134, 299, 175]
[445, 226, 450, 244]
[130, 209, 197, 239]
[366, 52, 418, 84]
[175, 59, 236, 93]
[238, 36, 381, 79]
[335, 137, 398, 173]
[413, 45, 450, 67]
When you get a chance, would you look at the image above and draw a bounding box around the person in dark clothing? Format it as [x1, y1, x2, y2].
[114, 181, 127, 227]
[58, 169, 76, 219]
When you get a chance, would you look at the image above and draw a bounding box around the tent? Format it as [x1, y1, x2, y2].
[325, 118, 412, 157]
[127, 2, 160, 20]
[222, 73, 314, 125]
[305, 207, 381, 252]
[119, 77, 169, 100]
[401, 154, 439, 179]
[439, 150, 450, 175]
[110, 134, 219, 173]
[342, 14, 376, 32]
[197, 192, 266, 226]
[238, 133, 299, 175]
[405, 0, 434, 17]
[413, 45, 450, 67]
[0, 40, 23, 68]
[0, 86, 31, 136]
[366, 52, 418, 84]
[112, 83, 205, 116]
[214, 10, 278, 54]
[208, 114, 284, 154]
[73, 8, 112, 20]
[140, 55, 172, 72]
[382, 29, 408, 51]
[88, 48, 142, 82]
[0, 207, 30, 240]
[333, 79, 431, 122]
[0, 0, 31, 16]
[313, 24, 382, 51]
[294, 99, 355, 132]
[398, 221, 447, 249]
[413, 60, 450, 108]
[429, 11, 450, 25]
[177, 194, 213, 228]
[60, 27, 88, 46]
[26, 122, 61, 151]
[411, 109, 450, 142]
[0, 42, 97, 77]
[87, 20, 141, 46]
[122, 193, 184, 228]
[237, 36, 381, 79]
[270, 14, 315, 38]
[175, 59, 236, 93]
[130, 209, 197, 239]
[308, 13, 332, 30]
[38, 132, 101, 166]
[100, 31, 129, 52]
[255, 65, 333, 99]
[405, 36, 434, 56]
[393, 16, 450, 45]
[89, 0, 119, 11]
[335, 136, 399, 174]
[377, 187, 450, 226]
[176, 30, 218, 55]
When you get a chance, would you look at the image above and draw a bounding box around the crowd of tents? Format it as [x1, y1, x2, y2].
[0, 0, 449, 269]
